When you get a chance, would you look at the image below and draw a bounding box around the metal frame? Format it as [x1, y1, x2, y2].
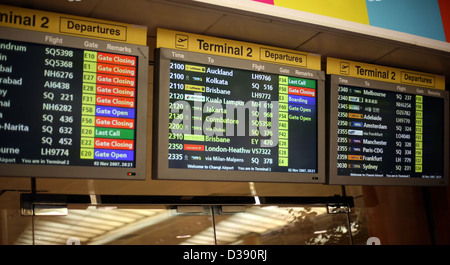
[20, 193, 354, 216]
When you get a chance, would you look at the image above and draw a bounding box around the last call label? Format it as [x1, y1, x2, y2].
[0, 38, 139, 168]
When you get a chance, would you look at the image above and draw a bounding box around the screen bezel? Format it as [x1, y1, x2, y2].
[153, 48, 325, 183]
[327, 74, 449, 186]
[0, 27, 148, 180]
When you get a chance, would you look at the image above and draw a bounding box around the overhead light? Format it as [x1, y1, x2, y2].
[97, 206, 118, 210]
[254, 196, 261, 205]
[248, 182, 260, 205]
[34, 205, 68, 216]
[314, 230, 327, 234]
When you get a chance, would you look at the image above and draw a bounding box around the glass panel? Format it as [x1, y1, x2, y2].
[0, 177, 32, 245]
[16, 205, 370, 245]
[213, 206, 359, 245]
[348, 195, 370, 245]
[0, 191, 32, 245]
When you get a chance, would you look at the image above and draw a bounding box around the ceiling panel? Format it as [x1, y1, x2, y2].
[89, 0, 226, 37]
[298, 31, 401, 63]
[87, 0, 156, 26]
[0, 0, 447, 81]
[373, 47, 450, 77]
[204, 14, 319, 50]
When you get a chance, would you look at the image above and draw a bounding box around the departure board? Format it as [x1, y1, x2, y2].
[153, 48, 325, 183]
[328, 75, 449, 186]
[0, 27, 148, 179]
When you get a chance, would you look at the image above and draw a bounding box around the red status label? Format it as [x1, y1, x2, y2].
[96, 73, 136, 87]
[96, 84, 135, 98]
[94, 138, 134, 150]
[96, 95, 135, 108]
[95, 117, 135, 129]
[288, 86, 316, 97]
[96, 63, 136, 77]
[97, 52, 136, 67]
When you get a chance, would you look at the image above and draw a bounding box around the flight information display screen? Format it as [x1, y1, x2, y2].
[154, 48, 325, 183]
[0, 28, 148, 179]
[328, 75, 449, 186]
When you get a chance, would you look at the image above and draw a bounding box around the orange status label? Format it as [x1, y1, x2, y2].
[96, 95, 135, 108]
[96, 73, 136, 87]
[288, 86, 316, 97]
[96, 84, 135, 98]
[94, 138, 134, 150]
[97, 52, 136, 67]
[96, 63, 136, 77]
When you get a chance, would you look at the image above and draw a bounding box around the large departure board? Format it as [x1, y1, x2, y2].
[153, 48, 325, 183]
[328, 75, 449, 186]
[0, 27, 148, 179]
